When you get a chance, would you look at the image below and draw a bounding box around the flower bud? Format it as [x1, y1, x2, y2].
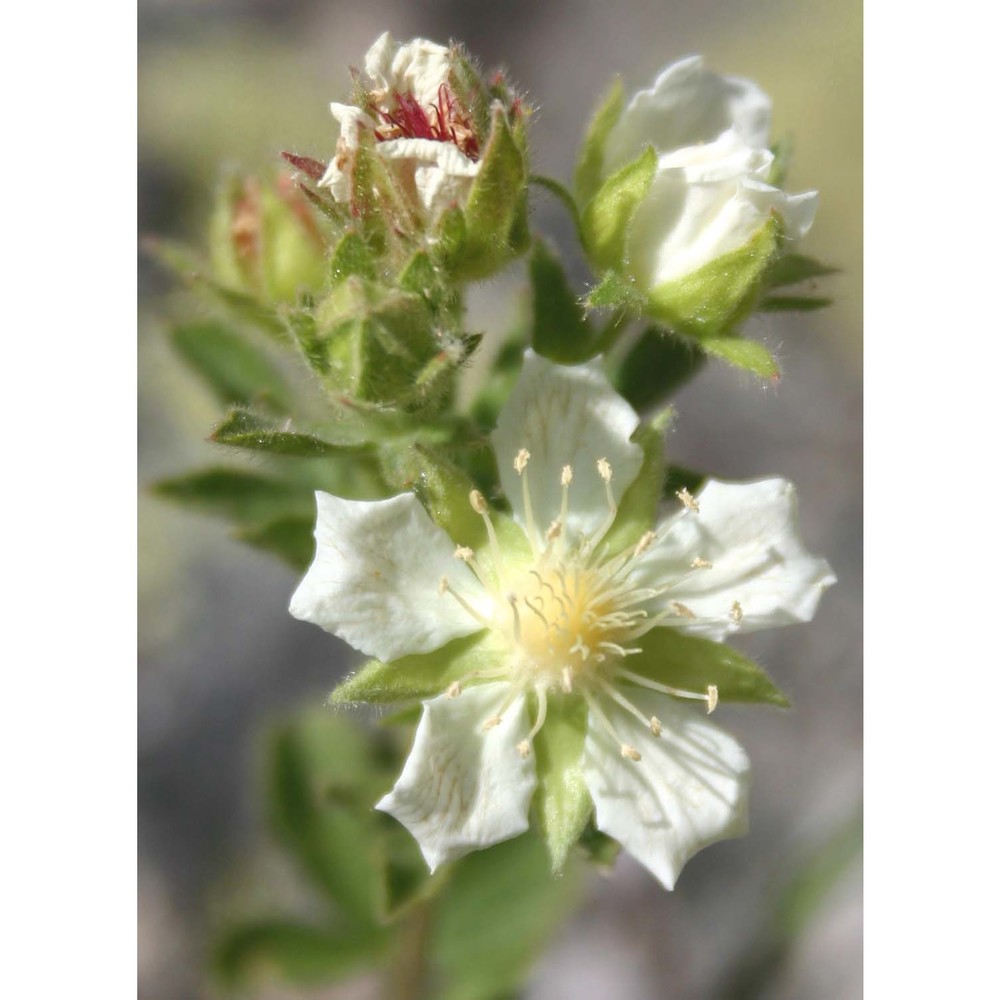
[209, 173, 328, 304]
[577, 57, 817, 337]
[319, 32, 530, 279]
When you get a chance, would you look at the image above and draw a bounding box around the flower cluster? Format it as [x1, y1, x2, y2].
[290, 353, 834, 888]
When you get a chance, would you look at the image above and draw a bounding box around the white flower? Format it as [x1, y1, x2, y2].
[290, 352, 835, 889]
[320, 32, 481, 223]
[602, 55, 818, 288]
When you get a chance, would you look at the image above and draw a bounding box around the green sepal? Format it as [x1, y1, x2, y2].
[151, 468, 313, 524]
[212, 920, 384, 991]
[700, 335, 780, 380]
[646, 215, 782, 338]
[211, 408, 356, 457]
[626, 627, 791, 707]
[759, 295, 833, 312]
[577, 820, 622, 869]
[328, 631, 504, 706]
[235, 516, 316, 570]
[585, 269, 648, 313]
[581, 146, 657, 273]
[574, 77, 625, 206]
[329, 229, 377, 285]
[612, 325, 707, 411]
[528, 239, 595, 363]
[449, 105, 530, 279]
[601, 415, 670, 555]
[531, 693, 592, 873]
[399, 250, 462, 325]
[169, 320, 292, 413]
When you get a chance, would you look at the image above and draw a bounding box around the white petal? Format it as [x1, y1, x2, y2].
[289, 492, 487, 661]
[603, 55, 772, 174]
[376, 137, 480, 218]
[632, 478, 836, 640]
[583, 688, 749, 890]
[377, 685, 536, 871]
[491, 351, 643, 545]
[364, 32, 454, 108]
[319, 104, 375, 202]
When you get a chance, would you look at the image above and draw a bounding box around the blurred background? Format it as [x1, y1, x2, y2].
[139, 0, 861, 997]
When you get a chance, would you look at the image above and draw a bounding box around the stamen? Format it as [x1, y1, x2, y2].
[481, 682, 525, 732]
[507, 593, 523, 643]
[676, 487, 700, 513]
[596, 677, 663, 740]
[559, 465, 573, 532]
[707, 685, 719, 714]
[545, 520, 562, 543]
[617, 667, 718, 709]
[583, 690, 642, 762]
[439, 576, 492, 627]
[469, 489, 488, 514]
[730, 601, 744, 624]
[597, 458, 612, 482]
[446, 681, 462, 698]
[517, 686, 550, 758]
[691, 557, 713, 569]
[561, 465, 573, 487]
[469, 489, 502, 571]
[454, 546, 474, 561]
[634, 531, 657, 557]
[514, 448, 538, 550]
[514, 448, 530, 474]
[650, 716, 662, 737]
[621, 745, 642, 761]
[671, 601, 696, 619]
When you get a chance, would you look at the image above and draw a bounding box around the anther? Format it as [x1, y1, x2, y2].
[649, 716, 662, 738]
[634, 531, 657, 557]
[706, 685, 719, 714]
[730, 601, 744, 624]
[514, 448, 530, 474]
[454, 546, 474, 562]
[691, 557, 713, 569]
[469, 489, 488, 514]
[561, 465, 573, 487]
[546, 520, 563, 542]
[446, 681, 463, 698]
[517, 740, 531, 759]
[597, 457, 612, 482]
[671, 601, 696, 619]
[621, 744, 642, 761]
[676, 487, 700, 512]
[438, 576, 449, 595]
[483, 716, 503, 731]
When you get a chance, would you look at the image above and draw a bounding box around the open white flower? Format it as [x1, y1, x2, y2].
[601, 55, 818, 289]
[290, 352, 835, 889]
[320, 32, 482, 223]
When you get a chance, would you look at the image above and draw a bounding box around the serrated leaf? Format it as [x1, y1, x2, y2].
[529, 239, 595, 363]
[431, 833, 582, 1000]
[582, 146, 657, 272]
[759, 295, 833, 312]
[613, 326, 707, 411]
[574, 77, 625, 206]
[329, 631, 503, 706]
[531, 694, 592, 872]
[585, 269, 648, 312]
[647, 216, 781, 338]
[700, 335, 780, 380]
[170, 321, 292, 412]
[211, 408, 352, 457]
[329, 229, 377, 284]
[626, 627, 790, 707]
[766, 252, 839, 288]
[236, 516, 315, 570]
[213, 920, 383, 991]
[151, 468, 313, 524]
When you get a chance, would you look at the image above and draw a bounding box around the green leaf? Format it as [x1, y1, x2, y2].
[647, 215, 782, 338]
[574, 77, 625, 206]
[151, 468, 313, 524]
[431, 833, 583, 1000]
[213, 920, 383, 990]
[529, 240, 595, 363]
[601, 418, 669, 555]
[626, 628, 791, 707]
[266, 716, 387, 923]
[329, 229, 377, 284]
[766, 252, 839, 288]
[211, 408, 354, 457]
[613, 326, 706, 411]
[759, 295, 833, 312]
[329, 631, 504, 706]
[531, 694, 592, 872]
[581, 146, 657, 272]
[236, 516, 315, 570]
[700, 335, 781, 380]
[585, 269, 648, 312]
[170, 321, 292, 412]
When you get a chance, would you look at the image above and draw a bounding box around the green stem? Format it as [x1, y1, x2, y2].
[384, 901, 434, 1000]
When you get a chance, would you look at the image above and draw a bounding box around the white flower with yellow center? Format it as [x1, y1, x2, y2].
[290, 352, 834, 889]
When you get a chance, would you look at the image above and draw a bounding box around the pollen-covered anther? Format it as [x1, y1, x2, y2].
[514, 448, 531, 474]
[561, 465, 574, 487]
[469, 489, 488, 514]
[635, 531, 657, 556]
[671, 601, 696, 619]
[691, 557, 713, 569]
[482, 715, 503, 731]
[621, 744, 642, 761]
[597, 457, 613, 482]
[706, 685, 719, 714]
[649, 715, 662, 738]
[546, 520, 562, 542]
[446, 681, 463, 698]
[454, 546, 474, 562]
[730, 600, 744, 624]
[516, 740, 531, 759]
[676, 487, 700, 512]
